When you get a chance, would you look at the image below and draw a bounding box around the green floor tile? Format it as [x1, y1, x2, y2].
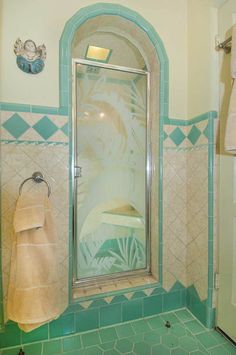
[211, 331, 227, 345]
[143, 331, 161, 345]
[171, 348, 188, 355]
[127, 333, 144, 343]
[83, 346, 103, 355]
[224, 342, 236, 354]
[162, 334, 179, 349]
[175, 309, 195, 322]
[196, 332, 221, 349]
[2, 348, 21, 355]
[63, 334, 82, 352]
[133, 341, 151, 355]
[103, 350, 120, 355]
[131, 319, 151, 334]
[99, 341, 116, 350]
[115, 339, 133, 353]
[170, 323, 186, 337]
[152, 344, 170, 355]
[160, 312, 180, 325]
[179, 335, 199, 352]
[82, 331, 100, 347]
[43, 339, 62, 355]
[185, 319, 206, 335]
[63, 350, 84, 355]
[209, 344, 231, 355]
[99, 327, 118, 343]
[147, 315, 165, 330]
[115, 323, 135, 339]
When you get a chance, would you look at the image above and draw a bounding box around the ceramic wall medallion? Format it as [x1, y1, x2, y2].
[14, 38, 46, 74]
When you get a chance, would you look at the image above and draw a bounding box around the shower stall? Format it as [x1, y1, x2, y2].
[72, 59, 152, 284]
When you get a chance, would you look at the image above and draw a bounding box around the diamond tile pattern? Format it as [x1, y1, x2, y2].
[164, 120, 209, 148]
[187, 126, 201, 145]
[1, 111, 68, 142]
[33, 116, 58, 140]
[169, 127, 186, 146]
[2, 113, 30, 138]
[1, 310, 235, 354]
[163, 119, 211, 302]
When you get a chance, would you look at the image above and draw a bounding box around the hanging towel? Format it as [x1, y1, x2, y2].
[7, 192, 66, 332]
[225, 24, 236, 153]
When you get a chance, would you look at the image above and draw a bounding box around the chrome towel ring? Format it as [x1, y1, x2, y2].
[19, 172, 51, 197]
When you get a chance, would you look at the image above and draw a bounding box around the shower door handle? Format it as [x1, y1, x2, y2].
[74, 166, 82, 178]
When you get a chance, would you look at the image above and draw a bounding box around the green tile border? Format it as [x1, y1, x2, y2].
[164, 111, 217, 126]
[0, 140, 68, 146]
[58, 3, 169, 300]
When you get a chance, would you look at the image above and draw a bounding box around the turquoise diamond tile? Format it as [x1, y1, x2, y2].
[33, 116, 58, 140]
[187, 125, 201, 145]
[203, 123, 209, 139]
[61, 122, 69, 136]
[163, 131, 168, 140]
[169, 127, 186, 146]
[3, 113, 30, 138]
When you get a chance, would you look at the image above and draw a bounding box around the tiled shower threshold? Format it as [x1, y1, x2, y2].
[73, 275, 157, 299]
[1, 309, 236, 355]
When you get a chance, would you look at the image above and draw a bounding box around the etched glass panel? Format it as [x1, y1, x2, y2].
[75, 63, 147, 280]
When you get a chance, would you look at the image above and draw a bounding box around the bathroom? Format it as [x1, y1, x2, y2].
[0, 0, 236, 354]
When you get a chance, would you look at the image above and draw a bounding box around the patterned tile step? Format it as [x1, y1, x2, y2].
[1, 309, 236, 355]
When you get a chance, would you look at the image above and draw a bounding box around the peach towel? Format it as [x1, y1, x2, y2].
[7, 192, 66, 332]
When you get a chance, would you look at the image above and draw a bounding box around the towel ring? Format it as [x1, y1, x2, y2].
[19, 172, 51, 197]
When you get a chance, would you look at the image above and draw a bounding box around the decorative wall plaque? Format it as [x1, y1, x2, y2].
[14, 38, 46, 74]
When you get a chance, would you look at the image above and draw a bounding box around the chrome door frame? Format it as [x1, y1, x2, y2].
[72, 58, 151, 286]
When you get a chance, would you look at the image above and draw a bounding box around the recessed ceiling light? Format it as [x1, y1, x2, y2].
[85, 45, 112, 62]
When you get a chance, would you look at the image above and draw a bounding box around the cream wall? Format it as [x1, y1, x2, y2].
[187, 0, 218, 118]
[0, 0, 188, 118]
[0, 0, 222, 119]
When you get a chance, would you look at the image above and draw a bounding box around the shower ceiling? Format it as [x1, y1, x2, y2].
[73, 30, 145, 71]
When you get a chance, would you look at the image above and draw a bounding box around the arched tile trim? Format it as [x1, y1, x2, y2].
[59, 2, 169, 295]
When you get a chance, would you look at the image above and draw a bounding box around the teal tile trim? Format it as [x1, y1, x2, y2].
[164, 111, 218, 126]
[59, 3, 169, 296]
[164, 144, 208, 152]
[0, 282, 187, 348]
[0, 140, 68, 146]
[0, 102, 60, 115]
[186, 285, 215, 328]
[207, 114, 215, 318]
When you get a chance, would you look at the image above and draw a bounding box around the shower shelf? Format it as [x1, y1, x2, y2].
[102, 205, 144, 229]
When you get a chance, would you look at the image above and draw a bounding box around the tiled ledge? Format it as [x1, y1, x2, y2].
[73, 275, 158, 300]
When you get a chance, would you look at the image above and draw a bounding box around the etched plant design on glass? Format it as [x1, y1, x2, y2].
[75, 65, 147, 279]
[78, 238, 115, 278]
[108, 236, 145, 271]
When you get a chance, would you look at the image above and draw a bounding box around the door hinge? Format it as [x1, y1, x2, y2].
[214, 272, 220, 290]
[74, 166, 82, 178]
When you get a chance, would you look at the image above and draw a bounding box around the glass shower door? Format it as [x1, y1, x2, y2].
[73, 60, 150, 282]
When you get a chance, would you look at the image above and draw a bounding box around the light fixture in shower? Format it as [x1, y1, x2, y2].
[85, 45, 112, 63]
